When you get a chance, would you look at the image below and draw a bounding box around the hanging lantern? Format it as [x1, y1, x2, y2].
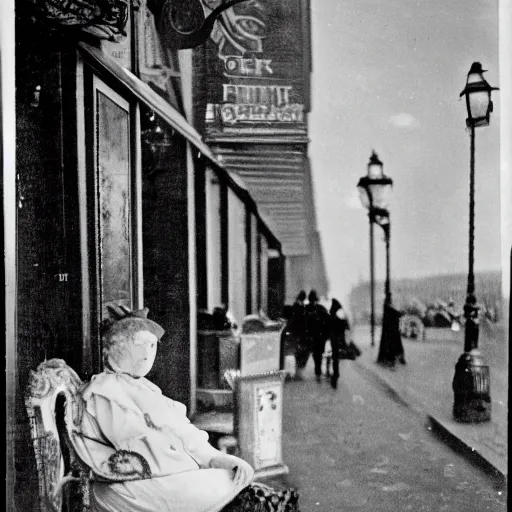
[357, 151, 393, 210]
[142, 111, 174, 176]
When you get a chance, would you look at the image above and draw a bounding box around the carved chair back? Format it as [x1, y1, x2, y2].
[25, 359, 91, 512]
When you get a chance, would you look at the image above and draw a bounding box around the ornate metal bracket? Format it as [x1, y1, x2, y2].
[30, 0, 141, 41]
[152, 0, 250, 49]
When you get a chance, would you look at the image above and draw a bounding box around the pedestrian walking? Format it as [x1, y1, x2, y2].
[377, 304, 406, 366]
[284, 291, 309, 380]
[305, 290, 330, 382]
[328, 299, 351, 389]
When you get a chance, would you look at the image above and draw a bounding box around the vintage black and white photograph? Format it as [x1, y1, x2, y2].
[3, 0, 511, 510]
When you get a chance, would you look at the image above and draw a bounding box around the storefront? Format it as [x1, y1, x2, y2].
[10, 2, 285, 508]
[196, 160, 285, 325]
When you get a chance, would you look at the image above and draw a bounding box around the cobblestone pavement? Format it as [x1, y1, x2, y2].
[275, 353, 507, 512]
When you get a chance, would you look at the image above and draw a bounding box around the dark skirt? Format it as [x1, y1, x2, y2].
[222, 483, 300, 512]
[292, 334, 311, 369]
[294, 348, 310, 369]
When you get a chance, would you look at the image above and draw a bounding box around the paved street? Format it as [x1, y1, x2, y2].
[353, 323, 508, 478]
[275, 354, 507, 512]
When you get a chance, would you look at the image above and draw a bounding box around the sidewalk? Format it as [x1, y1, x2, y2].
[352, 324, 508, 481]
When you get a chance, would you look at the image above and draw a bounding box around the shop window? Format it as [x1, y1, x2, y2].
[81, 74, 143, 342]
[95, 85, 133, 315]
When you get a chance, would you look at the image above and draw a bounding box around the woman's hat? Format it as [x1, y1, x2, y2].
[330, 298, 342, 312]
[102, 304, 165, 343]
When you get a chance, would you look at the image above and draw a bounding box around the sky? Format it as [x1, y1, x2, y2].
[308, 0, 502, 303]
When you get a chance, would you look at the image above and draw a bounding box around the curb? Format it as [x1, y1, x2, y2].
[427, 414, 507, 485]
[354, 358, 507, 484]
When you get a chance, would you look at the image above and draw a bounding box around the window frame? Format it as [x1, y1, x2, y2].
[78, 60, 143, 373]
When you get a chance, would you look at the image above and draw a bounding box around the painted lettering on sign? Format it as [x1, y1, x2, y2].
[205, 1, 267, 61]
[218, 103, 304, 124]
[224, 56, 273, 77]
[203, 0, 307, 133]
[209, 84, 304, 124]
[223, 84, 291, 106]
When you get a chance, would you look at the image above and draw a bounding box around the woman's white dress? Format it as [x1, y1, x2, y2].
[71, 371, 249, 512]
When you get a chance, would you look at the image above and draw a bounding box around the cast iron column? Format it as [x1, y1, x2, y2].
[369, 209, 376, 347]
[452, 124, 491, 422]
[464, 124, 478, 353]
[384, 219, 391, 306]
[376, 211, 405, 367]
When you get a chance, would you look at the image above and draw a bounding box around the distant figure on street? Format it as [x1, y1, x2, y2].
[377, 304, 406, 366]
[328, 299, 351, 389]
[305, 290, 330, 382]
[285, 290, 309, 380]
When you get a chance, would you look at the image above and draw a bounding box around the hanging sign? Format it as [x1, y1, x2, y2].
[151, 0, 250, 49]
[202, 0, 307, 138]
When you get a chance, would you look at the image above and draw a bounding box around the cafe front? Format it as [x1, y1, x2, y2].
[10, 1, 286, 508]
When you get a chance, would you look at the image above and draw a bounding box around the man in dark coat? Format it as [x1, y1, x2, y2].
[305, 290, 330, 381]
[328, 299, 351, 389]
[286, 290, 308, 380]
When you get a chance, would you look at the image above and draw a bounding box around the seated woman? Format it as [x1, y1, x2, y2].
[70, 305, 254, 512]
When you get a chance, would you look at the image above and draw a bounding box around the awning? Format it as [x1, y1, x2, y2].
[78, 42, 281, 246]
[211, 145, 312, 256]
[78, 42, 217, 163]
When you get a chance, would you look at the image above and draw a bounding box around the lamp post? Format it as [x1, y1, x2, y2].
[452, 62, 499, 423]
[372, 208, 405, 366]
[373, 208, 391, 306]
[357, 151, 393, 348]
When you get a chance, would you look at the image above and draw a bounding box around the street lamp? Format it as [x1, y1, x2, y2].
[373, 208, 391, 307]
[357, 151, 393, 348]
[452, 62, 499, 423]
[372, 207, 405, 366]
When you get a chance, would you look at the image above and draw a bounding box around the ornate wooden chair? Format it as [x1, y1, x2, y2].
[25, 359, 91, 512]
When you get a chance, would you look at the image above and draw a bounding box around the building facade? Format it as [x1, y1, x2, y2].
[192, 0, 328, 304]
[6, 1, 286, 509]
